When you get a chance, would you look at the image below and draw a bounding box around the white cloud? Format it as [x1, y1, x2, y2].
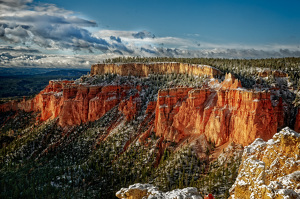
[0, 0, 299, 69]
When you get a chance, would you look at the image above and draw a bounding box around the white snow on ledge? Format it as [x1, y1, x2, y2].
[230, 127, 300, 198]
[116, 183, 202, 199]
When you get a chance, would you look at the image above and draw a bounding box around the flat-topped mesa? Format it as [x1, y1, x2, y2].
[91, 62, 222, 78]
[155, 74, 287, 146]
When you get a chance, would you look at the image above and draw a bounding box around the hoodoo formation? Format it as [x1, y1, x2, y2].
[0, 62, 299, 147]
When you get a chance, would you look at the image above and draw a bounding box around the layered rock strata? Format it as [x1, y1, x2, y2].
[258, 69, 288, 78]
[229, 127, 300, 199]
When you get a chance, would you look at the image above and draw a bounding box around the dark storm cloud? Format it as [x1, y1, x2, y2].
[132, 31, 155, 39]
[110, 36, 122, 43]
[0, 45, 41, 53]
[0, 0, 32, 7]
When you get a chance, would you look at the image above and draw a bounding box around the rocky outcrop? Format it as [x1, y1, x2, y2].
[204, 194, 215, 199]
[155, 74, 284, 146]
[229, 127, 300, 199]
[91, 62, 222, 78]
[116, 183, 201, 199]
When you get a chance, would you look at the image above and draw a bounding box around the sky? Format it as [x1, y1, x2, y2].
[0, 0, 300, 68]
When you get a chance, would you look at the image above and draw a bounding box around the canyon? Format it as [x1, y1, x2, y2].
[0, 63, 299, 148]
[1, 61, 299, 199]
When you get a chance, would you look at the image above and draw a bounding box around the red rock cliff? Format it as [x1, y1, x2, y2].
[58, 84, 131, 126]
[0, 80, 134, 126]
[155, 74, 284, 146]
[118, 92, 141, 121]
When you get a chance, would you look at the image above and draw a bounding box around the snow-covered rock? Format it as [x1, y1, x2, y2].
[116, 183, 202, 199]
[229, 127, 300, 199]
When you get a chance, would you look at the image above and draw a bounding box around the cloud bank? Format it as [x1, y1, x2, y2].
[0, 0, 299, 68]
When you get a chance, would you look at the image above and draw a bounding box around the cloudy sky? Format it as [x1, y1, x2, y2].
[1, 0, 300, 68]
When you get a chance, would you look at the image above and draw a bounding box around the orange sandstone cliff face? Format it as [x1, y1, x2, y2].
[118, 92, 141, 122]
[0, 80, 134, 126]
[155, 74, 282, 146]
[91, 62, 222, 78]
[58, 84, 131, 126]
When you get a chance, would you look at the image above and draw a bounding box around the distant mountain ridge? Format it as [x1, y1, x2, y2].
[0, 68, 89, 98]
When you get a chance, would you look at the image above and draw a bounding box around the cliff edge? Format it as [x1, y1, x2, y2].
[91, 62, 222, 77]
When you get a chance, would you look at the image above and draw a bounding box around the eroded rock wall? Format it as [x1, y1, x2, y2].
[59, 84, 131, 126]
[155, 74, 283, 146]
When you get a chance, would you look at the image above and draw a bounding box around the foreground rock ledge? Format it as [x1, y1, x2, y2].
[116, 183, 202, 199]
[229, 127, 300, 199]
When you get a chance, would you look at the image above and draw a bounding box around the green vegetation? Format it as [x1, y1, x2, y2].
[0, 109, 241, 198]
